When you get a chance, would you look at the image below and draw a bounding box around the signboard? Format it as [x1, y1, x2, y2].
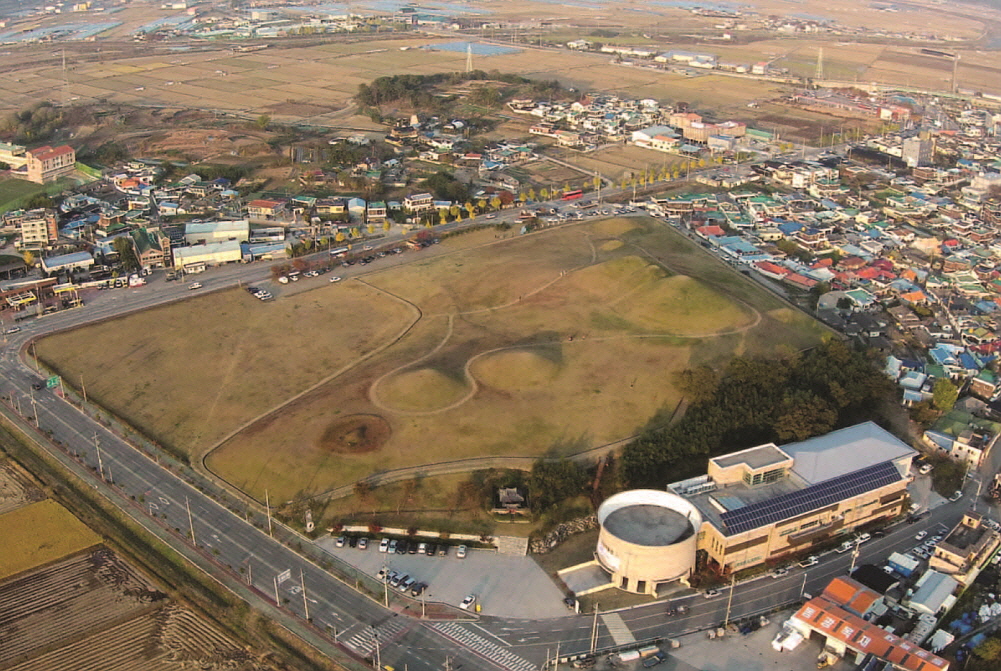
[46, 375, 60, 389]
[277, 568, 292, 584]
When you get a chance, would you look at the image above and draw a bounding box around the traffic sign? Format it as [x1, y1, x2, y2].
[45, 375, 60, 389]
[277, 568, 292, 584]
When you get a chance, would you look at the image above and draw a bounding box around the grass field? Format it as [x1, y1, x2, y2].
[0, 499, 101, 580]
[40, 217, 825, 503]
[0, 176, 74, 212]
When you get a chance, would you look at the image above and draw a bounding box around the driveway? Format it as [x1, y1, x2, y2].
[315, 538, 570, 619]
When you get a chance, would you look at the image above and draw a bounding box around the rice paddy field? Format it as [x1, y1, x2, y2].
[39, 217, 825, 503]
[0, 499, 101, 581]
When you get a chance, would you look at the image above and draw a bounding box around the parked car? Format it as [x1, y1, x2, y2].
[389, 573, 407, 589]
[335, 536, 346, 548]
[459, 594, 476, 610]
[377, 567, 388, 581]
[770, 568, 790, 578]
[456, 545, 467, 559]
[643, 652, 668, 668]
[915, 531, 928, 541]
[411, 581, 427, 597]
[949, 491, 963, 502]
[798, 556, 819, 568]
[919, 463, 933, 475]
[426, 543, 437, 556]
[438, 544, 449, 557]
[856, 532, 871, 544]
[388, 539, 398, 554]
[399, 576, 417, 593]
[357, 537, 368, 550]
[836, 542, 853, 554]
[417, 542, 428, 555]
[348, 536, 358, 548]
[396, 540, 408, 554]
[379, 538, 390, 553]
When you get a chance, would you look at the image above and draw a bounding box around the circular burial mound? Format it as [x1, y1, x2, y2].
[317, 414, 392, 454]
[600, 240, 624, 251]
[378, 367, 468, 412]
[472, 349, 560, 391]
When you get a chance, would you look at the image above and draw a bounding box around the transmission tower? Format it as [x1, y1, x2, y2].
[465, 42, 473, 73]
[815, 46, 824, 82]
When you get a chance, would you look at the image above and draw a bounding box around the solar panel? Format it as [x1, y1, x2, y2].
[720, 461, 902, 535]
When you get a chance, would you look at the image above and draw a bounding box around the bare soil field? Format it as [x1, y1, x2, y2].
[0, 499, 101, 581]
[0, 463, 34, 516]
[0, 546, 264, 671]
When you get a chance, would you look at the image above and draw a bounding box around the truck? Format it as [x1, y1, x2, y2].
[128, 274, 146, 287]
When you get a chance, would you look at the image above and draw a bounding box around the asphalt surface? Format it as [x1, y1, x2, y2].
[0, 195, 985, 671]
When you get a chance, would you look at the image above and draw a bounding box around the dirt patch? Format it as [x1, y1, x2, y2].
[264, 100, 338, 116]
[317, 414, 392, 454]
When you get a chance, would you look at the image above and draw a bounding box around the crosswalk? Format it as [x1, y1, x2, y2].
[342, 617, 410, 657]
[432, 621, 537, 671]
[601, 612, 636, 647]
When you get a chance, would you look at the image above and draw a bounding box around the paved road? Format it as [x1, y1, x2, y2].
[0, 184, 973, 670]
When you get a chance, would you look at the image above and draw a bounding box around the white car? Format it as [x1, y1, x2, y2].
[335, 536, 345, 548]
[456, 545, 467, 559]
[358, 537, 368, 550]
[459, 595, 476, 610]
[189, 282, 203, 290]
[329, 276, 342, 283]
[915, 531, 928, 541]
[379, 538, 390, 553]
[4, 326, 20, 334]
[949, 491, 963, 502]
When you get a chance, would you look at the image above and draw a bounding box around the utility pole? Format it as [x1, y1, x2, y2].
[373, 629, 381, 670]
[849, 541, 860, 574]
[800, 573, 808, 599]
[589, 604, 599, 653]
[93, 432, 104, 480]
[265, 489, 273, 537]
[185, 496, 196, 545]
[29, 387, 38, 427]
[80, 374, 86, 404]
[274, 575, 281, 605]
[300, 568, 310, 621]
[723, 574, 736, 628]
[247, 562, 252, 586]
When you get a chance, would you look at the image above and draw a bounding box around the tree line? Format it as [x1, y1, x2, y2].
[355, 70, 565, 109]
[620, 340, 898, 489]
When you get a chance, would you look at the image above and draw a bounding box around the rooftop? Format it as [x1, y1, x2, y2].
[602, 504, 693, 546]
[712, 443, 790, 471]
[783, 422, 916, 484]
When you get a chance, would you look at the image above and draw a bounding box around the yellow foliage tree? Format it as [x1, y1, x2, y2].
[383, 220, 391, 232]
[335, 231, 346, 243]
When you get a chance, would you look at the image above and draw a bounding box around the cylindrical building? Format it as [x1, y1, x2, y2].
[596, 490, 702, 595]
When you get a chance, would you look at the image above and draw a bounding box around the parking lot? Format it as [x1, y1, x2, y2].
[315, 536, 570, 619]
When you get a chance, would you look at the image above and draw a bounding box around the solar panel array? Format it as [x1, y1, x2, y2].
[720, 461, 902, 535]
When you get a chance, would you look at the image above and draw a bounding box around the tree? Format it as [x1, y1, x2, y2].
[335, 231, 346, 243]
[490, 196, 502, 211]
[672, 366, 719, 406]
[21, 250, 34, 267]
[530, 459, 588, 512]
[539, 187, 550, 201]
[383, 220, 391, 232]
[112, 236, 139, 272]
[974, 637, 1001, 662]
[527, 188, 537, 202]
[255, 114, 271, 131]
[932, 378, 958, 412]
[367, 224, 375, 235]
[774, 391, 837, 442]
[465, 202, 475, 218]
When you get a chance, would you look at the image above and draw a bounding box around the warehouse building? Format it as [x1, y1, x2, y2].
[184, 220, 249, 246]
[172, 240, 243, 270]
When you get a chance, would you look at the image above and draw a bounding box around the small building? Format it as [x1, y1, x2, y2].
[929, 511, 1001, 585]
[11, 208, 58, 250]
[172, 239, 243, 269]
[246, 199, 286, 220]
[40, 251, 94, 275]
[184, 220, 249, 245]
[130, 227, 169, 269]
[907, 570, 959, 617]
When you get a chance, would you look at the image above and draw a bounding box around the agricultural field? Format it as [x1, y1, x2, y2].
[564, 145, 691, 183]
[0, 499, 100, 581]
[40, 218, 824, 504]
[0, 545, 264, 671]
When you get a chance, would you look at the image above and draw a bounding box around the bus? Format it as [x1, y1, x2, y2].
[329, 246, 349, 257]
[561, 189, 584, 201]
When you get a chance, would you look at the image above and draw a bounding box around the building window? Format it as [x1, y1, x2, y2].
[743, 466, 786, 487]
